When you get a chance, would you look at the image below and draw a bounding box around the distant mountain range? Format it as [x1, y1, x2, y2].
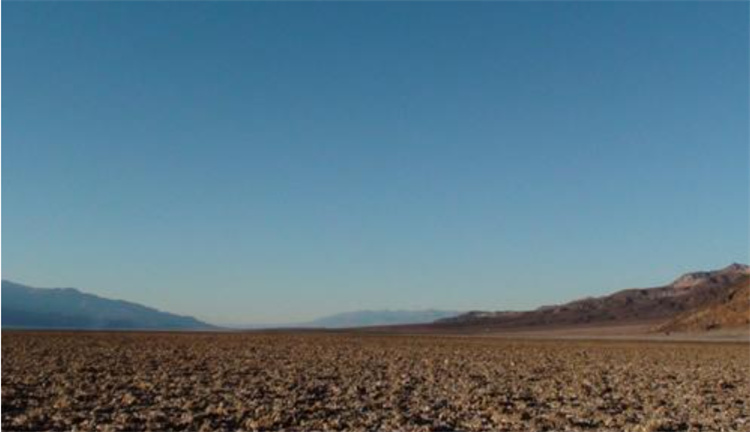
[4, 263, 747, 333]
[434, 263, 750, 333]
[1, 280, 459, 331]
[1, 280, 215, 330]
[300, 309, 462, 328]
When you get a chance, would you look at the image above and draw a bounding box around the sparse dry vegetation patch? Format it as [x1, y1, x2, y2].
[2, 331, 749, 431]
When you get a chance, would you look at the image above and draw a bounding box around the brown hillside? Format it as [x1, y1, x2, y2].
[434, 263, 750, 332]
[655, 275, 750, 333]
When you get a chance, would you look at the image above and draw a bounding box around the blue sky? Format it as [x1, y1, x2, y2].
[3, 2, 748, 325]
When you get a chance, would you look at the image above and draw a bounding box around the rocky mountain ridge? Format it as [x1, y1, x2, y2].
[437, 264, 750, 332]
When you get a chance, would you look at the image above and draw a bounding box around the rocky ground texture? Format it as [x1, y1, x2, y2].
[2, 331, 749, 431]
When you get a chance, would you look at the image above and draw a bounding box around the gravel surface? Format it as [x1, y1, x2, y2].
[2, 331, 749, 431]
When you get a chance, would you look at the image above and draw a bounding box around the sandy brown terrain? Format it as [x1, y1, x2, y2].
[3, 331, 749, 432]
[475, 323, 750, 343]
[364, 321, 750, 344]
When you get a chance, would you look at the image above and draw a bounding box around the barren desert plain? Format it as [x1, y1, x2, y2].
[2, 331, 749, 432]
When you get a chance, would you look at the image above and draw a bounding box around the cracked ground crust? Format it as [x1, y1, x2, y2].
[2, 331, 749, 432]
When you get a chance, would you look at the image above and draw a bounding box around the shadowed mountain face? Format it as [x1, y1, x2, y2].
[436, 264, 750, 332]
[1, 280, 215, 330]
[302, 309, 462, 328]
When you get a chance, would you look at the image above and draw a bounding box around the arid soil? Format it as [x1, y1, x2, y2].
[2, 332, 749, 432]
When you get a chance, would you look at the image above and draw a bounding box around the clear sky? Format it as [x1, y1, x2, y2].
[3, 2, 748, 325]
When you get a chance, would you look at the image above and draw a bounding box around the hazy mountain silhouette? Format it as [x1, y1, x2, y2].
[2, 280, 215, 330]
[302, 309, 462, 328]
[6, 263, 745, 333]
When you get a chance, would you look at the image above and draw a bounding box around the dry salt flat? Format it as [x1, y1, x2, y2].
[2, 331, 749, 432]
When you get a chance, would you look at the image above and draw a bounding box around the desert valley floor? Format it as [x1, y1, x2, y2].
[2, 331, 749, 432]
